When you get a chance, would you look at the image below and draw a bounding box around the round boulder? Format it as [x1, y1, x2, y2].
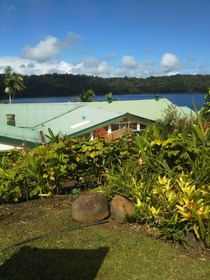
[72, 193, 109, 223]
[110, 195, 134, 223]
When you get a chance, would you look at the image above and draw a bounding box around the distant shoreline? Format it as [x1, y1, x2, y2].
[2, 91, 206, 101]
[2, 93, 206, 111]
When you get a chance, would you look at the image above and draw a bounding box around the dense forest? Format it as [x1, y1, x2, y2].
[0, 73, 209, 99]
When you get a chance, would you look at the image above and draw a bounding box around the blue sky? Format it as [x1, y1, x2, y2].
[0, 0, 209, 77]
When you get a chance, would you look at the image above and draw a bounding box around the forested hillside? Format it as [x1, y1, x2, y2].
[0, 73, 209, 99]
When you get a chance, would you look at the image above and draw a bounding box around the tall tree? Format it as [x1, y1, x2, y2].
[79, 89, 95, 102]
[3, 66, 25, 103]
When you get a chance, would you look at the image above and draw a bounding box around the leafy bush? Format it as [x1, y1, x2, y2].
[104, 117, 210, 247]
[105, 163, 210, 247]
[200, 89, 210, 122]
[157, 103, 197, 133]
[0, 150, 27, 202]
[0, 136, 133, 202]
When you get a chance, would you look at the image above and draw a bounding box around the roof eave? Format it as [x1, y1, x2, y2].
[127, 113, 156, 125]
[68, 115, 126, 138]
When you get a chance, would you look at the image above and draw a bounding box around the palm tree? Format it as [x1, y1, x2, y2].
[79, 89, 96, 102]
[106, 92, 113, 103]
[3, 66, 25, 104]
[105, 92, 118, 103]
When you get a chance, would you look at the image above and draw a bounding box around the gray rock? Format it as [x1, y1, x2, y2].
[110, 195, 134, 223]
[72, 193, 109, 223]
[181, 231, 202, 248]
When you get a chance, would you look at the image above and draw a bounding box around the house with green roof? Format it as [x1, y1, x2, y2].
[0, 98, 193, 151]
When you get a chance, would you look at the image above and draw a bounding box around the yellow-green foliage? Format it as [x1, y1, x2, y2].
[105, 120, 210, 247]
[0, 136, 134, 203]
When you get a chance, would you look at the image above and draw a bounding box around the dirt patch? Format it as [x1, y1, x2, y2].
[0, 196, 72, 227]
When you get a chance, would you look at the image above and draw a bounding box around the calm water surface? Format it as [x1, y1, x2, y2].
[11, 93, 206, 110]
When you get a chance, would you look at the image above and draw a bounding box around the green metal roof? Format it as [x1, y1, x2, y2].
[0, 103, 126, 146]
[0, 103, 83, 128]
[0, 125, 42, 147]
[86, 98, 193, 121]
[0, 99, 194, 148]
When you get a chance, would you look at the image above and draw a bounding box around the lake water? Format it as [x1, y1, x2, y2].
[10, 93, 206, 110]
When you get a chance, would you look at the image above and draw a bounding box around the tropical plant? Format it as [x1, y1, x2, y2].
[105, 161, 210, 247]
[0, 134, 135, 202]
[192, 99, 210, 147]
[157, 103, 197, 133]
[0, 149, 28, 202]
[3, 66, 25, 103]
[45, 128, 69, 143]
[200, 88, 210, 122]
[106, 92, 113, 103]
[102, 117, 210, 247]
[105, 92, 118, 103]
[175, 175, 210, 248]
[79, 89, 96, 102]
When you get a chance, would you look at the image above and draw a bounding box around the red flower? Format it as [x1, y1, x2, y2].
[95, 127, 106, 139]
[189, 201, 196, 207]
[22, 141, 27, 148]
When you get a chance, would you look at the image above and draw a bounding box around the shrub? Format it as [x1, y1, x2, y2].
[157, 103, 197, 134]
[0, 136, 134, 202]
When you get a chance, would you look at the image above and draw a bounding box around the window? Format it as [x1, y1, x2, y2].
[111, 123, 120, 131]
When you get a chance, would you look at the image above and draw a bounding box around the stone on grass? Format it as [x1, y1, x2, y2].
[110, 195, 134, 223]
[72, 193, 109, 223]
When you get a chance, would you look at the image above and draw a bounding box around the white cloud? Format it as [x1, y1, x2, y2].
[22, 32, 81, 62]
[160, 53, 180, 71]
[0, 34, 205, 78]
[113, 67, 128, 77]
[0, 53, 183, 77]
[59, 32, 81, 48]
[22, 36, 58, 61]
[0, 56, 73, 75]
[121, 55, 138, 68]
[72, 57, 111, 77]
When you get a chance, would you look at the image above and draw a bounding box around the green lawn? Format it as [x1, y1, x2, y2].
[0, 196, 210, 280]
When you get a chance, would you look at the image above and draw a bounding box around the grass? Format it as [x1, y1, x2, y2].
[0, 196, 210, 280]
